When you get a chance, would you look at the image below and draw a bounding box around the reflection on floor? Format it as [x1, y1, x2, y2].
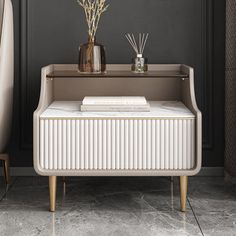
[0, 176, 235, 236]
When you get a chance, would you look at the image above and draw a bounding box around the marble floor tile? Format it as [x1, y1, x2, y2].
[0, 177, 202, 236]
[188, 177, 236, 236]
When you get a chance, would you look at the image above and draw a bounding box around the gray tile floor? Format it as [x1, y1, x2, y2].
[0, 176, 235, 236]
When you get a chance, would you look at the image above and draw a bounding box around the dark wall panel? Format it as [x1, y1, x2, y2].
[10, 0, 225, 167]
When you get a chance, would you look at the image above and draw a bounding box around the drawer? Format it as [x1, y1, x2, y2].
[39, 118, 195, 171]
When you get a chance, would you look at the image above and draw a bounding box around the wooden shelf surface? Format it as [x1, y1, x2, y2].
[46, 70, 189, 79]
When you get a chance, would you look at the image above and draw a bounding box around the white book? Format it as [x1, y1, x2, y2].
[81, 104, 150, 112]
[82, 96, 147, 105]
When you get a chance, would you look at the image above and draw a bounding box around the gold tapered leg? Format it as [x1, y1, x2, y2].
[49, 176, 57, 212]
[0, 153, 10, 185]
[180, 176, 188, 212]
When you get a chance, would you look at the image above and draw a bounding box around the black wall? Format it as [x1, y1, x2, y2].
[10, 0, 225, 167]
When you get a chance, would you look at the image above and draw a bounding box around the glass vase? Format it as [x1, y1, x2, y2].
[131, 56, 148, 73]
[78, 37, 106, 73]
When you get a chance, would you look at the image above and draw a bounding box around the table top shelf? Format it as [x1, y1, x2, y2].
[46, 70, 189, 79]
[40, 101, 195, 119]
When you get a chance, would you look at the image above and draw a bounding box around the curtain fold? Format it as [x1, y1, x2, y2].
[225, 0, 236, 182]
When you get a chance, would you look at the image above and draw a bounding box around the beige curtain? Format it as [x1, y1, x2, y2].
[225, 0, 236, 182]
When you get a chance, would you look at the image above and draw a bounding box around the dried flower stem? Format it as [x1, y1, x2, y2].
[77, 0, 109, 39]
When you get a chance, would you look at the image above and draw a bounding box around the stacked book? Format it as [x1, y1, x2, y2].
[81, 96, 150, 112]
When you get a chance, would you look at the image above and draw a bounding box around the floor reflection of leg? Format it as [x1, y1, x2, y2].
[170, 177, 174, 210]
[50, 212, 56, 236]
[62, 180, 66, 205]
[0, 154, 10, 185]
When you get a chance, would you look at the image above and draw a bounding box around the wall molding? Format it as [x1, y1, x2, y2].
[16, 0, 221, 166]
[20, 0, 31, 150]
[201, 0, 214, 150]
[19, 0, 214, 150]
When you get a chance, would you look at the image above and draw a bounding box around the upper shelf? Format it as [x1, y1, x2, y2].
[46, 70, 189, 79]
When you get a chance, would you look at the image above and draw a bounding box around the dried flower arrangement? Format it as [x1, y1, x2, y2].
[77, 0, 109, 39]
[76, 0, 108, 73]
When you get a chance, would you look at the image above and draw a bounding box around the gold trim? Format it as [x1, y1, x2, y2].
[40, 117, 195, 121]
[41, 168, 195, 172]
[180, 176, 188, 212]
[49, 176, 57, 212]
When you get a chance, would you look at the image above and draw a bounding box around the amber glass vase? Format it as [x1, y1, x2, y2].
[78, 37, 106, 73]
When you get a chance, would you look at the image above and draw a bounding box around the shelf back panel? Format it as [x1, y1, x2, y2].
[53, 77, 182, 101]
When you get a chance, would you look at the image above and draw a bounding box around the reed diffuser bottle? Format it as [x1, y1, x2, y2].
[125, 33, 149, 73]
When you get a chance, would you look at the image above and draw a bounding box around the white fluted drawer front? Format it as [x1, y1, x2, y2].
[39, 119, 195, 171]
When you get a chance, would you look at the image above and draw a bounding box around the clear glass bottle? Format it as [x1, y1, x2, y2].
[131, 54, 148, 73]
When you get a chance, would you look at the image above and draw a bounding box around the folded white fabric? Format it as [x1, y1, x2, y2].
[81, 96, 150, 112]
[82, 96, 147, 105]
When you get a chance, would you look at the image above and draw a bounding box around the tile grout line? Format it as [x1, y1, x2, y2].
[187, 197, 205, 236]
[0, 177, 18, 201]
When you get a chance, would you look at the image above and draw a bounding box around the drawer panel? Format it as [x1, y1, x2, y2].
[39, 119, 195, 171]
